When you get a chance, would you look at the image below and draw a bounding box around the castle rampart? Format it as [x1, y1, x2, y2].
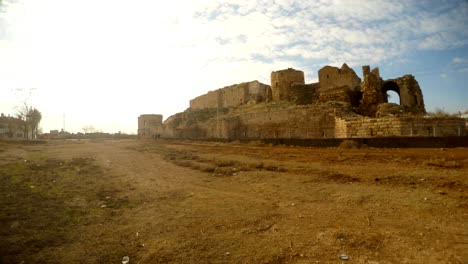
[141, 63, 465, 141]
[189, 80, 269, 110]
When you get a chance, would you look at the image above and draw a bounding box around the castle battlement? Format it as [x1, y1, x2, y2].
[138, 63, 465, 139]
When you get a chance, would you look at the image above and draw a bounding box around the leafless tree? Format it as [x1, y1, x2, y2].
[15, 103, 42, 139]
[82, 125, 96, 134]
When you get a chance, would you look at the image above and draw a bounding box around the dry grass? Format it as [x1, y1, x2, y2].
[138, 141, 290, 176]
[247, 140, 265, 146]
[423, 157, 462, 168]
[1, 140, 467, 263]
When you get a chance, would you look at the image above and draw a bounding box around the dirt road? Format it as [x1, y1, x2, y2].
[0, 139, 467, 263]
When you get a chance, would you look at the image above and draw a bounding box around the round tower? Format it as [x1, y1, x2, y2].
[270, 68, 305, 102]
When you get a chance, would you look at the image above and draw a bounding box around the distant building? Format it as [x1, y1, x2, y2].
[0, 113, 31, 140]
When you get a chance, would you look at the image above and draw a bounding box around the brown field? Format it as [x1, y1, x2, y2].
[0, 139, 467, 263]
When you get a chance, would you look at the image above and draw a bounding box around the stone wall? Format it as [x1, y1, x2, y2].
[189, 81, 269, 110]
[288, 83, 319, 104]
[318, 63, 361, 91]
[189, 90, 221, 110]
[358, 66, 426, 116]
[144, 63, 450, 141]
[358, 67, 385, 116]
[386, 75, 425, 113]
[220, 83, 249, 108]
[138, 114, 163, 138]
[271, 68, 305, 101]
[247, 80, 269, 102]
[319, 85, 351, 104]
[197, 103, 350, 140]
[161, 105, 465, 140]
[335, 116, 466, 138]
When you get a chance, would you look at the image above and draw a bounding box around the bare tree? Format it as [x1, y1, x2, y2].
[82, 125, 96, 134]
[9, 86, 42, 139]
[15, 103, 42, 139]
[15, 103, 32, 139]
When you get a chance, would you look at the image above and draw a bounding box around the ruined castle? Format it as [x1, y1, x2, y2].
[138, 64, 465, 140]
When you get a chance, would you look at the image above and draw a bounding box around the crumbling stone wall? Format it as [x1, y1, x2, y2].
[201, 104, 339, 139]
[158, 106, 465, 140]
[319, 85, 352, 104]
[386, 75, 425, 113]
[219, 83, 249, 108]
[335, 116, 465, 138]
[143, 63, 458, 141]
[359, 66, 426, 116]
[288, 83, 319, 105]
[190, 90, 220, 109]
[190, 102, 354, 140]
[162, 107, 231, 138]
[271, 68, 305, 101]
[138, 114, 163, 138]
[247, 80, 269, 102]
[358, 67, 385, 116]
[318, 63, 361, 92]
[189, 81, 269, 110]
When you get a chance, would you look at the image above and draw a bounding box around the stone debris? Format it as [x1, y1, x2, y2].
[339, 254, 349, 260]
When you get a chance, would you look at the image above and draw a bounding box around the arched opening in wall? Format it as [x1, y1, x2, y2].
[386, 90, 400, 104]
[382, 81, 401, 104]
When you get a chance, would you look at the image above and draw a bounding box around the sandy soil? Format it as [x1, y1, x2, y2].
[0, 139, 467, 263]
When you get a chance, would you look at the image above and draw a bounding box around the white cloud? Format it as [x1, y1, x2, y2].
[187, 0, 468, 69]
[440, 73, 448, 79]
[1, 0, 467, 132]
[452, 57, 466, 64]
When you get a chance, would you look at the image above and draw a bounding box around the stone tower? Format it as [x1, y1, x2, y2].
[318, 63, 361, 91]
[138, 114, 163, 138]
[270, 68, 305, 101]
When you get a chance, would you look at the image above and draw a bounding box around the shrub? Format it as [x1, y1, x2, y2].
[339, 140, 360, 149]
[423, 157, 462, 168]
[247, 140, 264, 146]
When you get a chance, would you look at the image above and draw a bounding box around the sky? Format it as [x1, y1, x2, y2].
[0, 0, 467, 134]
